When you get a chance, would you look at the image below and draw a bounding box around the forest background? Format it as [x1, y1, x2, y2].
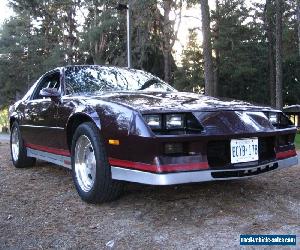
[0, 0, 299, 110]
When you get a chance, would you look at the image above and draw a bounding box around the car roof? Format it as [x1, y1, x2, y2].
[60, 65, 156, 77]
[46, 65, 131, 74]
[64, 65, 128, 70]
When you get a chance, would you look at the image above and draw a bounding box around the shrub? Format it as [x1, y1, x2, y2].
[0, 108, 9, 132]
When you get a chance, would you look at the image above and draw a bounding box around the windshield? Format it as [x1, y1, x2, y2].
[64, 66, 176, 95]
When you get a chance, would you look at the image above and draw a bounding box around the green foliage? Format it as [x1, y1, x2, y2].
[174, 29, 204, 92]
[0, 0, 299, 108]
[0, 108, 9, 129]
[295, 134, 300, 149]
[211, 0, 300, 106]
[211, 0, 269, 104]
[79, 0, 166, 78]
[0, 0, 84, 103]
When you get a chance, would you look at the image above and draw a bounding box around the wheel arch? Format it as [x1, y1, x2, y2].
[66, 112, 101, 150]
[9, 116, 17, 129]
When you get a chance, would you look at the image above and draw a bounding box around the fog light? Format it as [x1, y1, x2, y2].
[164, 143, 184, 154]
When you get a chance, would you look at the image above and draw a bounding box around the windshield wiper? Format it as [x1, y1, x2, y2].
[138, 78, 161, 91]
[181, 98, 199, 105]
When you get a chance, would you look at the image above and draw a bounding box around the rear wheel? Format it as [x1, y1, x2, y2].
[71, 122, 123, 203]
[10, 122, 36, 168]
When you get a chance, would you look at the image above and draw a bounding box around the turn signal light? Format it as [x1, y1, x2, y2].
[109, 139, 120, 146]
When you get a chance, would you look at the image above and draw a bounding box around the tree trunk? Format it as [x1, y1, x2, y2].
[265, 0, 276, 107]
[297, 0, 300, 56]
[200, 0, 214, 96]
[157, 0, 182, 83]
[67, 6, 76, 63]
[275, 0, 283, 109]
[213, 0, 220, 97]
[163, 51, 171, 83]
[162, 1, 172, 83]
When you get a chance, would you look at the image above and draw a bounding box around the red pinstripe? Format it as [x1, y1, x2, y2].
[109, 157, 209, 173]
[25, 143, 71, 157]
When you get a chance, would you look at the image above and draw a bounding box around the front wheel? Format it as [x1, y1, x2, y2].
[10, 122, 36, 168]
[71, 122, 123, 203]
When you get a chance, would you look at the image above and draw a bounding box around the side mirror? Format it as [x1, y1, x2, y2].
[39, 88, 61, 100]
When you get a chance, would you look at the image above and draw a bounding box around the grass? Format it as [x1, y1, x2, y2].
[295, 134, 300, 150]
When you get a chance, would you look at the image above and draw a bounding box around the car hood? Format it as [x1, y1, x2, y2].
[81, 91, 273, 113]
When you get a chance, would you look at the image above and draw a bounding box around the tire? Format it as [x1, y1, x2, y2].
[10, 122, 36, 168]
[71, 122, 124, 203]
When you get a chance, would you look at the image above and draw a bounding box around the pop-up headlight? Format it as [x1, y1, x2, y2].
[143, 114, 162, 130]
[143, 113, 203, 134]
[269, 112, 278, 125]
[166, 114, 184, 129]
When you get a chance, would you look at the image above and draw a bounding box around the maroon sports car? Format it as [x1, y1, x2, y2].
[9, 65, 298, 203]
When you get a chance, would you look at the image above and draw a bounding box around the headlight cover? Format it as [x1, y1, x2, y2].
[143, 113, 203, 134]
[143, 114, 162, 130]
[268, 112, 278, 124]
[266, 111, 293, 128]
[166, 114, 185, 129]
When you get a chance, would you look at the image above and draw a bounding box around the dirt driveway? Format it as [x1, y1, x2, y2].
[0, 141, 299, 249]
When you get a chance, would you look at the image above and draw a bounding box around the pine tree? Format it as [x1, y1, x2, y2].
[175, 29, 204, 92]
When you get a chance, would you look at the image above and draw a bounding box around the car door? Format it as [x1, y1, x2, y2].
[21, 70, 63, 149]
[53, 67, 80, 150]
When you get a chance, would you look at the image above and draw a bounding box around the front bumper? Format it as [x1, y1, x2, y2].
[111, 156, 298, 185]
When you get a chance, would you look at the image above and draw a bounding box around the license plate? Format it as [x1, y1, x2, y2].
[230, 138, 259, 164]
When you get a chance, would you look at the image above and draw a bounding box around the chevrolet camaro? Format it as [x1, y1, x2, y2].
[9, 65, 298, 203]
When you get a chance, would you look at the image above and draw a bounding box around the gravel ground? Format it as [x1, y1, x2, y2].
[0, 133, 9, 142]
[0, 140, 299, 249]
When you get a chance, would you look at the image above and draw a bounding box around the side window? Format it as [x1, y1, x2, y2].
[32, 72, 61, 100]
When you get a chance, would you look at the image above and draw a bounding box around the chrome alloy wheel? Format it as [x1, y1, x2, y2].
[74, 135, 97, 192]
[11, 126, 20, 162]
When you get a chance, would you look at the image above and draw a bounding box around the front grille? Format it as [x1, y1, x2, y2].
[207, 137, 276, 168]
[211, 162, 278, 178]
[207, 140, 231, 168]
[259, 137, 276, 161]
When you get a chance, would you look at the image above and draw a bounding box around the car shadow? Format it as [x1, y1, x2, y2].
[32, 159, 291, 219]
